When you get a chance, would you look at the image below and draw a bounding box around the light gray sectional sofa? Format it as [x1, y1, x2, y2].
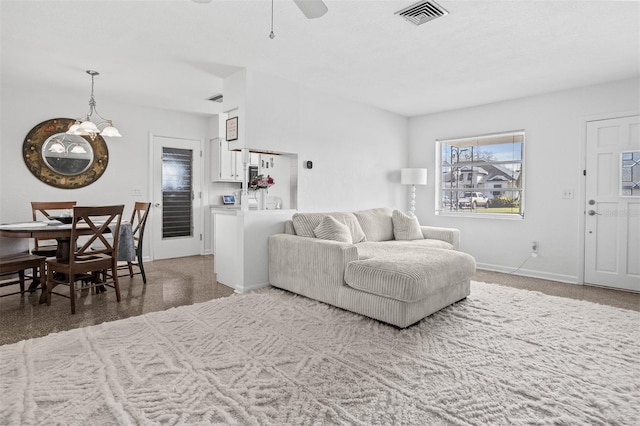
[268, 207, 476, 328]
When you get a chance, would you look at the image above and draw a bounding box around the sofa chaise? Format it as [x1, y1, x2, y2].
[268, 208, 476, 328]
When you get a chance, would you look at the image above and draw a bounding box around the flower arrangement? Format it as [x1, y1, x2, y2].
[249, 174, 274, 191]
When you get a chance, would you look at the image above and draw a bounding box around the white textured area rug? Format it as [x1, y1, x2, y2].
[1, 282, 638, 425]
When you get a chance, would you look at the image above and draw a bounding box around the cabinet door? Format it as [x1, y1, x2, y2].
[233, 152, 245, 182]
[220, 141, 236, 181]
[210, 138, 222, 182]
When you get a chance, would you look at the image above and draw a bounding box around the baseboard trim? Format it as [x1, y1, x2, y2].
[476, 262, 578, 284]
[233, 282, 270, 294]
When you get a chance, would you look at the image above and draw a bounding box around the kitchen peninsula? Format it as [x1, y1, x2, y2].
[213, 208, 295, 293]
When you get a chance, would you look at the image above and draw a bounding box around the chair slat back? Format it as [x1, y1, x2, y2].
[31, 201, 77, 221]
[69, 205, 124, 261]
[130, 202, 151, 247]
[31, 201, 77, 251]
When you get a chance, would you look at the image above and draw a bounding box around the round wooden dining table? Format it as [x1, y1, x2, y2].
[0, 222, 95, 262]
[0, 221, 128, 303]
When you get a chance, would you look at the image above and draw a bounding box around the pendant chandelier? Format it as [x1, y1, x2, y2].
[67, 70, 121, 140]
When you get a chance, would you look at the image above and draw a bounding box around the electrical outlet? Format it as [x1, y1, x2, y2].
[531, 241, 538, 257]
[132, 186, 143, 196]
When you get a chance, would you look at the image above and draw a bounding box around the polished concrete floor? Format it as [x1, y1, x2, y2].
[0, 255, 234, 346]
[0, 255, 638, 346]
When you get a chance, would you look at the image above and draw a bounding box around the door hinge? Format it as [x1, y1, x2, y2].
[200, 150, 203, 158]
[583, 169, 586, 176]
[200, 234, 203, 241]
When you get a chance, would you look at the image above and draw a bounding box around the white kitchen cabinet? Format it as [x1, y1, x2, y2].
[211, 138, 244, 182]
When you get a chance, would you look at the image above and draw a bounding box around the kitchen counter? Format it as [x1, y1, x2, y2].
[212, 208, 295, 292]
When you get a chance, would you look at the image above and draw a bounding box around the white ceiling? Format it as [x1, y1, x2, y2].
[2, 0, 638, 118]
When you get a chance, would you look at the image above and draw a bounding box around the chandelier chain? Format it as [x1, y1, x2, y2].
[66, 69, 121, 139]
[269, 0, 275, 39]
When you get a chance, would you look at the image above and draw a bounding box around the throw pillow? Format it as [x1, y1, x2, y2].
[313, 216, 352, 243]
[292, 212, 367, 243]
[354, 208, 394, 241]
[392, 209, 424, 241]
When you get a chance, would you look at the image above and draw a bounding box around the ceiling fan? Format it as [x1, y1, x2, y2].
[292, 0, 328, 19]
[191, 0, 328, 19]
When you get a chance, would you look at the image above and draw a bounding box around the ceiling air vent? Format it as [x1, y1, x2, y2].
[208, 94, 223, 103]
[395, 0, 449, 26]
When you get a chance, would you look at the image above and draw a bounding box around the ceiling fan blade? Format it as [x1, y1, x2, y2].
[293, 0, 328, 19]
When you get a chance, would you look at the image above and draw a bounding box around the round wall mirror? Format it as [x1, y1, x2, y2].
[41, 133, 94, 175]
[23, 118, 109, 189]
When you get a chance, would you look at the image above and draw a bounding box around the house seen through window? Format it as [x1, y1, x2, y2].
[437, 130, 524, 218]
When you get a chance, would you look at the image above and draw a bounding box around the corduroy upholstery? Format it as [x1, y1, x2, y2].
[269, 208, 475, 328]
[345, 250, 476, 303]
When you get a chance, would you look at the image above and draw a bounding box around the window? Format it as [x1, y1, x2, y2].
[437, 130, 525, 218]
[162, 147, 194, 238]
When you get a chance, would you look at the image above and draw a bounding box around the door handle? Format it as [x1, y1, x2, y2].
[588, 210, 601, 216]
[154, 203, 161, 207]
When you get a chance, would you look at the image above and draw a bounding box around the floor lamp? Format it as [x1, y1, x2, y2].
[401, 168, 428, 216]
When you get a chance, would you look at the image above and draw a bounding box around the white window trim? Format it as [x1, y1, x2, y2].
[435, 130, 526, 220]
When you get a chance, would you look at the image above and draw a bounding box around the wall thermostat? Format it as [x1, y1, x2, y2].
[306, 161, 313, 169]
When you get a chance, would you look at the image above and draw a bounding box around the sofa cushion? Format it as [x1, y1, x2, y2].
[293, 212, 366, 243]
[344, 250, 476, 303]
[353, 208, 394, 242]
[284, 220, 296, 235]
[313, 216, 352, 243]
[356, 240, 454, 260]
[392, 209, 424, 241]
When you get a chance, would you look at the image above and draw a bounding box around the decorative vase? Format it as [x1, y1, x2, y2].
[257, 189, 267, 210]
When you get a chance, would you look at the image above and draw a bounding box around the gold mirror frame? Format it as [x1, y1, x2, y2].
[23, 118, 109, 189]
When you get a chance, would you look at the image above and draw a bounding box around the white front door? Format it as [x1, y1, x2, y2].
[151, 135, 203, 260]
[584, 115, 640, 292]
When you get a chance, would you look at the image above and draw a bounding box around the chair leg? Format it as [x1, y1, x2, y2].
[128, 262, 133, 278]
[18, 270, 25, 295]
[112, 258, 121, 303]
[28, 266, 40, 293]
[46, 266, 52, 306]
[113, 271, 121, 303]
[138, 258, 147, 284]
[70, 276, 76, 315]
[93, 271, 106, 294]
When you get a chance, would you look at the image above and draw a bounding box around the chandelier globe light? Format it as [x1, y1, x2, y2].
[67, 70, 121, 140]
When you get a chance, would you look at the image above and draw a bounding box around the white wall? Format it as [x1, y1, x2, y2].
[245, 71, 300, 154]
[297, 88, 409, 212]
[220, 69, 410, 213]
[1, 78, 214, 258]
[2, 73, 410, 258]
[409, 77, 640, 283]
[6, 67, 635, 284]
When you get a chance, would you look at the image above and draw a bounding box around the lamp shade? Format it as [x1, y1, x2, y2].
[100, 125, 122, 137]
[401, 168, 427, 185]
[78, 120, 99, 134]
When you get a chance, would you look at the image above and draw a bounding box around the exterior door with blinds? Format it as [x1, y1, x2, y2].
[151, 135, 203, 260]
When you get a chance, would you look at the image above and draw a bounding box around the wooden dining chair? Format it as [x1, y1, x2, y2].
[45, 205, 124, 314]
[0, 253, 46, 298]
[119, 202, 151, 283]
[31, 201, 77, 257]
